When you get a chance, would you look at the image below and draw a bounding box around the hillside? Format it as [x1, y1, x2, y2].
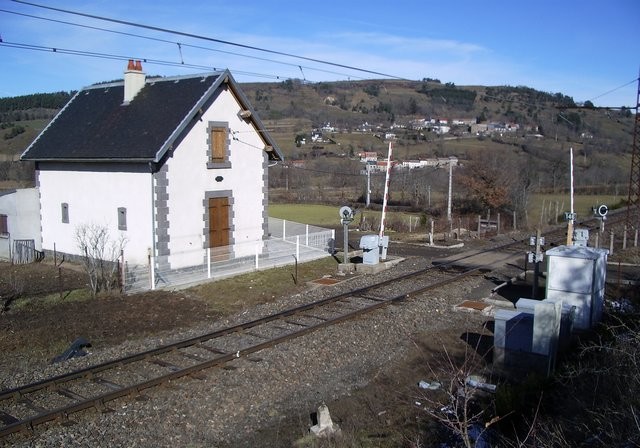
[0, 81, 635, 212]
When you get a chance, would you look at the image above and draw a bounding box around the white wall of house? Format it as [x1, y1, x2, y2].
[0, 188, 41, 260]
[38, 167, 153, 265]
[166, 87, 267, 268]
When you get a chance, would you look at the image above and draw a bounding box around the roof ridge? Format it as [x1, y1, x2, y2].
[83, 71, 224, 91]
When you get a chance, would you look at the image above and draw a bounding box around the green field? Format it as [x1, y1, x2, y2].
[269, 203, 390, 227]
[269, 192, 625, 230]
[529, 193, 624, 226]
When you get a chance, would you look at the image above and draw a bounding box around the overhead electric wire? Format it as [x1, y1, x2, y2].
[11, 0, 405, 80]
[586, 78, 639, 106]
[0, 8, 367, 81]
[0, 40, 282, 80]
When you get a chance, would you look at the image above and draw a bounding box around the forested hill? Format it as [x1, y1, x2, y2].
[0, 79, 634, 174]
[0, 91, 74, 121]
[0, 79, 635, 213]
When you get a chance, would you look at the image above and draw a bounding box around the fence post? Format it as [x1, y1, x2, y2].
[477, 215, 481, 236]
[513, 210, 517, 231]
[623, 226, 627, 250]
[296, 235, 300, 261]
[207, 247, 211, 278]
[255, 243, 260, 269]
[609, 231, 614, 255]
[282, 219, 286, 241]
[429, 219, 434, 246]
[306, 224, 309, 246]
[149, 254, 155, 290]
[120, 249, 125, 293]
[635, 228, 639, 248]
[497, 213, 501, 235]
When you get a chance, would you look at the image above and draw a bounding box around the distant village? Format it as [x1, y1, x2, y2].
[291, 116, 542, 172]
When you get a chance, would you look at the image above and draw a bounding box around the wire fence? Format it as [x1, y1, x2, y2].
[123, 218, 334, 293]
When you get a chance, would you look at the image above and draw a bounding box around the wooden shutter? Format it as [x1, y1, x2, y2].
[211, 127, 226, 163]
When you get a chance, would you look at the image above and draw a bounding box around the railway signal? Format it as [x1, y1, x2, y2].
[339, 206, 355, 265]
[592, 203, 608, 232]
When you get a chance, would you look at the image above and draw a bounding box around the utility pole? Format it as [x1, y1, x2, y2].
[447, 159, 453, 222]
[566, 147, 575, 245]
[366, 163, 371, 208]
[625, 74, 640, 235]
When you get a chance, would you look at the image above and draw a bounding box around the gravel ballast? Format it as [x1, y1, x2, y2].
[3, 256, 496, 447]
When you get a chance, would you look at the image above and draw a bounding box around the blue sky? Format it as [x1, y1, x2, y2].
[1, 0, 638, 108]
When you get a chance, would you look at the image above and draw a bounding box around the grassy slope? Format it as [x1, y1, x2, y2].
[0, 119, 49, 156]
[269, 194, 624, 231]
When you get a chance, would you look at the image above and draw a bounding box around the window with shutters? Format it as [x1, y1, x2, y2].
[207, 122, 231, 169]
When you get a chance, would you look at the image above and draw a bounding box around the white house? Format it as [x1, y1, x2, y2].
[0, 188, 41, 262]
[21, 61, 283, 275]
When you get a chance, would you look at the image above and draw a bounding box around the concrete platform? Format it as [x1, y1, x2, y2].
[355, 257, 404, 274]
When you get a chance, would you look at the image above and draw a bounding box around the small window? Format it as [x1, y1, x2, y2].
[211, 127, 226, 163]
[61, 203, 69, 223]
[207, 122, 231, 168]
[118, 207, 127, 231]
[0, 214, 8, 236]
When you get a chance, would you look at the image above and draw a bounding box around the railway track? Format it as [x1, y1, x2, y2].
[0, 216, 623, 440]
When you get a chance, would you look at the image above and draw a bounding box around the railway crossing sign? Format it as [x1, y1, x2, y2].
[593, 204, 608, 218]
[339, 206, 356, 266]
[339, 206, 355, 225]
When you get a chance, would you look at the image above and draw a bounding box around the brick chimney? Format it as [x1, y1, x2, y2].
[123, 59, 145, 104]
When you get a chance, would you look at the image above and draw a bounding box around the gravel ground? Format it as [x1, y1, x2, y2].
[3, 255, 500, 448]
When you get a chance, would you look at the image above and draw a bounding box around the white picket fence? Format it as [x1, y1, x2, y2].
[123, 218, 334, 293]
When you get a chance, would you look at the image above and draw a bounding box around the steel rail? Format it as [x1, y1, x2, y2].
[0, 213, 624, 439]
[0, 266, 481, 438]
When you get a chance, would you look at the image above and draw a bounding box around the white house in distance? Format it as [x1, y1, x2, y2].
[0, 188, 41, 262]
[21, 61, 283, 276]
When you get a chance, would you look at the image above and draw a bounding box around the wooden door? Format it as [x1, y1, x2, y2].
[208, 197, 230, 260]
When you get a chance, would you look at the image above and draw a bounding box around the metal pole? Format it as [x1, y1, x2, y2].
[343, 222, 349, 264]
[567, 147, 575, 245]
[447, 160, 453, 221]
[609, 231, 614, 255]
[366, 164, 371, 208]
[255, 244, 259, 269]
[379, 142, 393, 238]
[292, 255, 298, 284]
[533, 229, 541, 298]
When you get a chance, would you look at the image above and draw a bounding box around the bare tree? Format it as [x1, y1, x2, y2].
[1, 273, 24, 312]
[75, 223, 127, 297]
[416, 339, 504, 448]
[458, 150, 515, 211]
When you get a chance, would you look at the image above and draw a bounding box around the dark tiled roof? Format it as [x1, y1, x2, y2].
[21, 72, 283, 163]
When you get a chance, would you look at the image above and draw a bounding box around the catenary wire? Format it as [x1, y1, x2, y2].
[0, 8, 368, 81]
[6, 2, 634, 105]
[0, 41, 282, 80]
[10, 0, 406, 80]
